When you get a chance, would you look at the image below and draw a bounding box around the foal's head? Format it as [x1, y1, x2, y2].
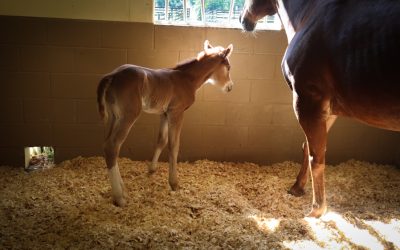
[199, 40, 234, 93]
[240, 0, 277, 31]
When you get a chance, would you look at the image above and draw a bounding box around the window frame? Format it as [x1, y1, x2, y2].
[153, 0, 281, 30]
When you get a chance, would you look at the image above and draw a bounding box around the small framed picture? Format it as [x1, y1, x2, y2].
[24, 146, 55, 172]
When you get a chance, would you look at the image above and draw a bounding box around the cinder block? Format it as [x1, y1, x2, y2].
[248, 125, 301, 149]
[203, 80, 251, 103]
[271, 104, 298, 126]
[0, 147, 23, 166]
[203, 145, 225, 162]
[121, 143, 154, 161]
[3, 72, 51, 98]
[202, 125, 248, 148]
[226, 103, 272, 126]
[135, 112, 159, 125]
[51, 73, 100, 99]
[47, 19, 101, 47]
[53, 99, 76, 123]
[183, 102, 204, 125]
[128, 49, 179, 69]
[180, 146, 206, 162]
[23, 99, 54, 123]
[20, 46, 75, 72]
[200, 102, 227, 125]
[228, 146, 301, 165]
[102, 22, 154, 49]
[77, 99, 102, 124]
[75, 48, 127, 74]
[155, 26, 206, 51]
[0, 124, 53, 147]
[254, 30, 287, 55]
[229, 53, 276, 80]
[179, 51, 199, 61]
[0, 99, 23, 122]
[248, 54, 277, 79]
[53, 124, 104, 147]
[55, 146, 104, 163]
[0, 16, 47, 45]
[180, 125, 203, 149]
[124, 124, 155, 148]
[250, 79, 292, 104]
[0, 45, 19, 70]
[205, 28, 254, 53]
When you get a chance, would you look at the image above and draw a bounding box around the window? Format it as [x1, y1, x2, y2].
[154, 0, 281, 30]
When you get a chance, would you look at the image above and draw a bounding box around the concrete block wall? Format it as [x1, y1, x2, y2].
[1, 15, 399, 166]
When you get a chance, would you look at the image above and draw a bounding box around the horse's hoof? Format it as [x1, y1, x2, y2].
[306, 205, 327, 218]
[288, 185, 305, 197]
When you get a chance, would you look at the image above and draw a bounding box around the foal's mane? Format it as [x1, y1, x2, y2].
[173, 58, 198, 71]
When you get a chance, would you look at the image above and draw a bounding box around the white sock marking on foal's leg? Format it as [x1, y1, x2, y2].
[108, 164, 126, 207]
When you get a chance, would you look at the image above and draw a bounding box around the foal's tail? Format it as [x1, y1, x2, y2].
[97, 75, 112, 123]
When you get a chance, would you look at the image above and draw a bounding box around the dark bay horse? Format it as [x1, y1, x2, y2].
[240, 0, 400, 217]
[97, 41, 233, 206]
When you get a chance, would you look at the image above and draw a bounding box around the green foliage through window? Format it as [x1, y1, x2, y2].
[153, 0, 280, 30]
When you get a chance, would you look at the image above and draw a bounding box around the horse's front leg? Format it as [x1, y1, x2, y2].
[148, 114, 168, 174]
[166, 112, 184, 191]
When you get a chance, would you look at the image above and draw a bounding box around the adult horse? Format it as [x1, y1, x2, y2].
[240, 0, 400, 217]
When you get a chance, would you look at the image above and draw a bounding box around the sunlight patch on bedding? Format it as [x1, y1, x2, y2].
[247, 214, 280, 232]
[321, 212, 384, 250]
[283, 240, 324, 250]
[363, 219, 400, 248]
[305, 216, 350, 249]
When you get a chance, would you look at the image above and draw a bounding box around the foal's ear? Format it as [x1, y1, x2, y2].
[204, 40, 213, 51]
[223, 44, 233, 58]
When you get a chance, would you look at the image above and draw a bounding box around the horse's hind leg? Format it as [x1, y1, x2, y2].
[104, 105, 140, 207]
[149, 114, 168, 175]
[289, 115, 336, 196]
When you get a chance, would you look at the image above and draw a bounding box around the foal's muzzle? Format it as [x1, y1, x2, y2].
[224, 82, 233, 93]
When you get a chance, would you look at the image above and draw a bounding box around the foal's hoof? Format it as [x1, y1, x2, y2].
[147, 164, 157, 175]
[169, 182, 179, 191]
[113, 197, 127, 207]
[288, 185, 305, 197]
[306, 205, 327, 218]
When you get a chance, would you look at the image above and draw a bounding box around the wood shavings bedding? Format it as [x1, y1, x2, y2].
[0, 157, 399, 249]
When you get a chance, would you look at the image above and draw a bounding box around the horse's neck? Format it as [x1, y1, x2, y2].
[177, 57, 217, 90]
[276, 0, 316, 43]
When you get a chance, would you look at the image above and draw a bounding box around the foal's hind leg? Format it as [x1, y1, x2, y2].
[166, 112, 184, 191]
[104, 107, 140, 207]
[149, 114, 168, 174]
[289, 115, 336, 197]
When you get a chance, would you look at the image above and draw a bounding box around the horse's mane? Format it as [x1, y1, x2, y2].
[173, 58, 198, 71]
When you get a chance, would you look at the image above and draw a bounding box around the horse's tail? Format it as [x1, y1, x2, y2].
[97, 75, 112, 123]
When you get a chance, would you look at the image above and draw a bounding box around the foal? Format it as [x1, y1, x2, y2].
[97, 40, 234, 206]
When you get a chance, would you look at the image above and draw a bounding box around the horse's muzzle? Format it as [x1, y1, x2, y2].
[239, 14, 256, 32]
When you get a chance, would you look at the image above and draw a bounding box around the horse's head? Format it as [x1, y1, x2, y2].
[240, 0, 277, 31]
[201, 40, 234, 93]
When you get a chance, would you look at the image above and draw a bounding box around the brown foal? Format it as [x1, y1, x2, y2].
[97, 40, 234, 206]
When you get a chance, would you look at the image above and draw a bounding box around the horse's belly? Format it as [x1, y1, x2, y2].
[332, 98, 400, 131]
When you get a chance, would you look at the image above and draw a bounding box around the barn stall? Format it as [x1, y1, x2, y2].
[1, 157, 400, 249]
[1, 0, 400, 249]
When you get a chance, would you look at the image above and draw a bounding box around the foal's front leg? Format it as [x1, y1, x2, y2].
[166, 112, 184, 191]
[148, 114, 168, 174]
